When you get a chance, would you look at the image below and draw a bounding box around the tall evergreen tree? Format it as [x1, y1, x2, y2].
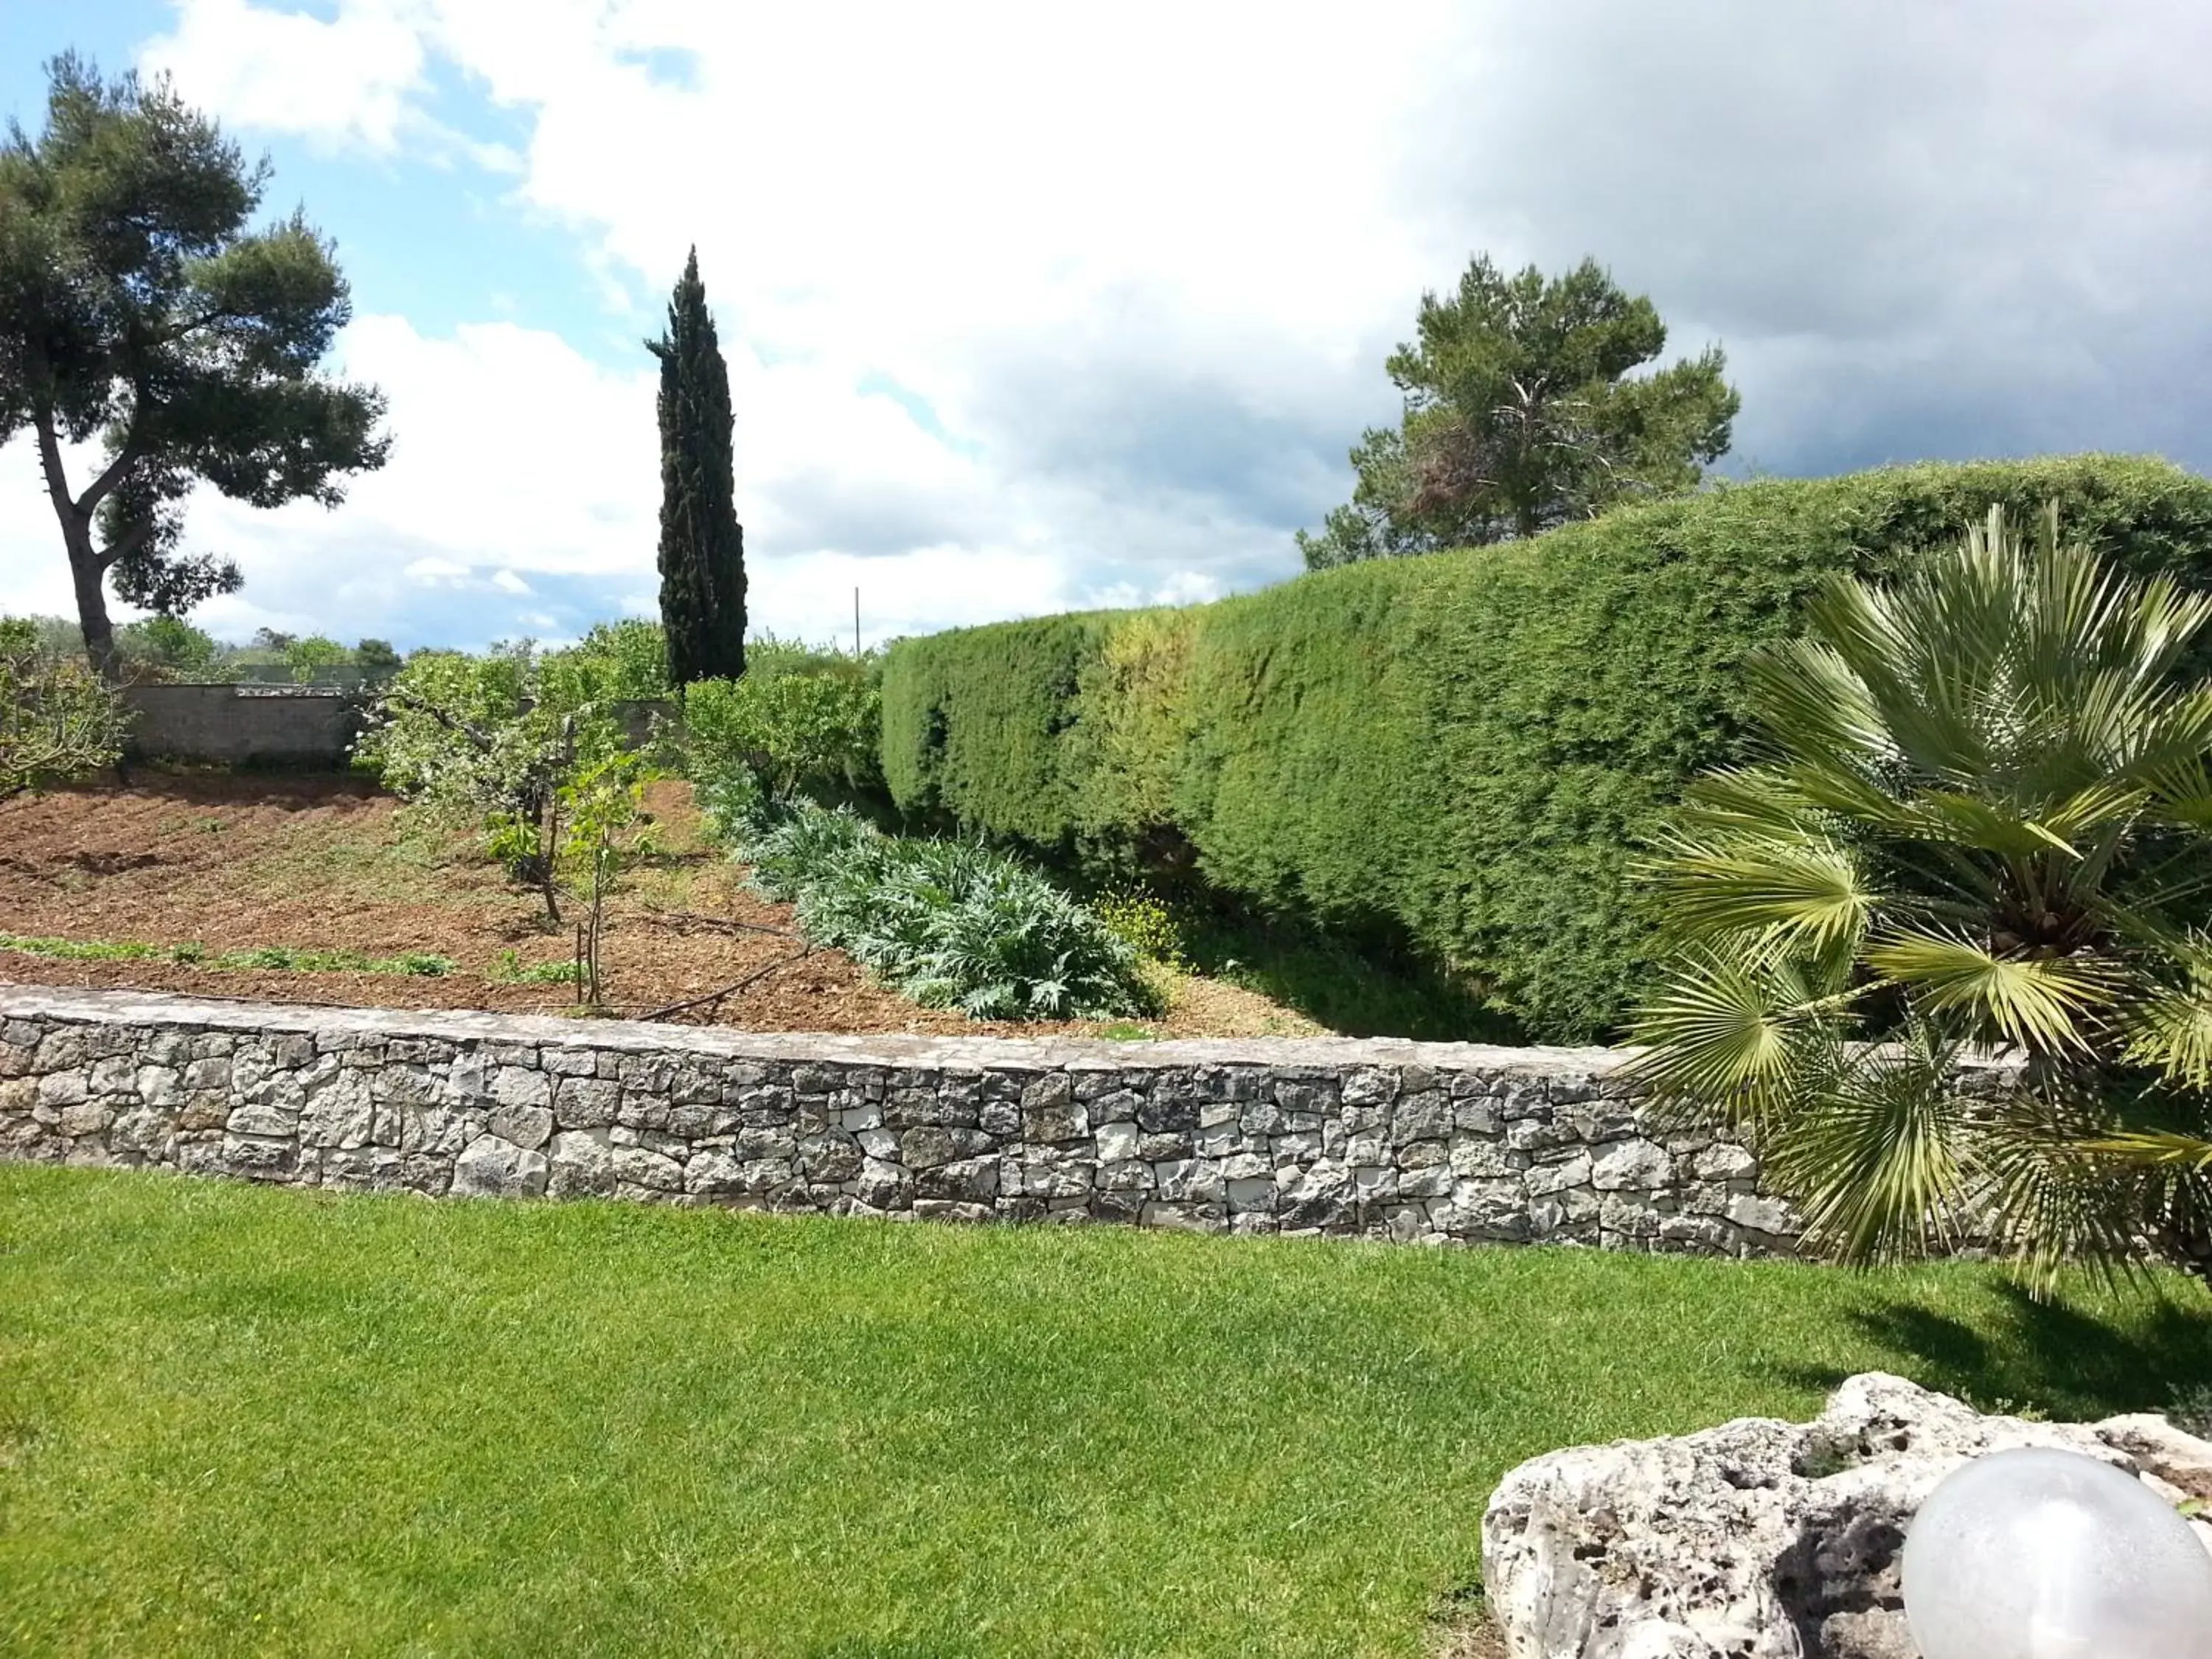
[647, 248, 745, 687]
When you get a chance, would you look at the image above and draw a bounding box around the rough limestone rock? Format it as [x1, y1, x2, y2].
[1481, 1372, 2212, 1658]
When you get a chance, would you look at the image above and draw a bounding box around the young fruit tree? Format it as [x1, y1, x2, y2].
[647, 249, 745, 689]
[0, 55, 389, 678]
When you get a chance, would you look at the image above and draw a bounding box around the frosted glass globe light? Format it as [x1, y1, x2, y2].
[1901, 1445, 2212, 1659]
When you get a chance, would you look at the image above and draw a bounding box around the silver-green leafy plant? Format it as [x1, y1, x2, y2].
[740, 803, 1150, 1022]
[1631, 505, 2212, 1284]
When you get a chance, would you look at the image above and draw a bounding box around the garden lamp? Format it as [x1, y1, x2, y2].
[1901, 1446, 2212, 1659]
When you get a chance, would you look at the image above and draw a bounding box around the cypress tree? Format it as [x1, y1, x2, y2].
[647, 248, 745, 687]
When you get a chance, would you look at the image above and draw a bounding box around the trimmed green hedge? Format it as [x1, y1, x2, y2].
[883, 456, 2212, 1041]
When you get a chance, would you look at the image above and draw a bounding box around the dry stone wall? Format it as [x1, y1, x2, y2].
[0, 985, 1803, 1254]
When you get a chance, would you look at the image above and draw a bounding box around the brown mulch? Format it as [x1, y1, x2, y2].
[0, 771, 1316, 1039]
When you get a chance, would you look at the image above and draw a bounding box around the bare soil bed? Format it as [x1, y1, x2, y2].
[0, 771, 1319, 1038]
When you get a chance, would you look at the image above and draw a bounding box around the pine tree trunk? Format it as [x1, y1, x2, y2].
[67, 532, 119, 683]
[32, 407, 120, 682]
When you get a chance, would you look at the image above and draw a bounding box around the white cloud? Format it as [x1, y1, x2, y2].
[4, 0, 2204, 653]
[96, 0, 1461, 646]
[139, 0, 428, 154]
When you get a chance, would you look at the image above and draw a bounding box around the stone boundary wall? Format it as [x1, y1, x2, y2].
[120, 689, 670, 768]
[123, 685, 369, 767]
[0, 985, 1803, 1254]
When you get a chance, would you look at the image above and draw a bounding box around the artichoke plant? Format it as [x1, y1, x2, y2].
[1631, 505, 2212, 1282]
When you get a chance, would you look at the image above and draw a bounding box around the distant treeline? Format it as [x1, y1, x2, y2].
[0, 615, 404, 688]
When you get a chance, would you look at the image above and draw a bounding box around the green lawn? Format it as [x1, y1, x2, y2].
[2, 1167, 2208, 1659]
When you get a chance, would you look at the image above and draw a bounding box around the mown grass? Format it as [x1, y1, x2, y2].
[1, 1166, 2207, 1658]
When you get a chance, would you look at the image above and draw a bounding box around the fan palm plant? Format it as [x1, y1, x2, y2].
[1630, 504, 2212, 1284]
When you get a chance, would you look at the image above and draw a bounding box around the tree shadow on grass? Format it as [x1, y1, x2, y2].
[1767, 1276, 2212, 1422]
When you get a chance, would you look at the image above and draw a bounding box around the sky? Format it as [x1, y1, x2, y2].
[2, 1, 2210, 653]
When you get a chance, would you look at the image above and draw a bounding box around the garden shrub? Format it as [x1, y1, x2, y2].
[0, 620, 131, 799]
[538, 619, 670, 707]
[738, 803, 1151, 1021]
[681, 639, 881, 813]
[880, 455, 2212, 1041]
[880, 611, 1116, 849]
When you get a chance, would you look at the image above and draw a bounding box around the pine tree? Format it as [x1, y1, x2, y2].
[647, 248, 745, 688]
[0, 55, 389, 678]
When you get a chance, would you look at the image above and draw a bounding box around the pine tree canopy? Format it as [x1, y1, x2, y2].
[1298, 255, 1739, 568]
[647, 247, 745, 689]
[0, 53, 389, 677]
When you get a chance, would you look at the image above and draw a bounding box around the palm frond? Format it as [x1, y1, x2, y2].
[2076, 1129, 2212, 1172]
[1760, 1028, 1975, 1265]
[1644, 832, 1874, 957]
[1627, 946, 1856, 1127]
[1865, 928, 2120, 1051]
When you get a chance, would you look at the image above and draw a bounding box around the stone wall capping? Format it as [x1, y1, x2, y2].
[0, 984, 1637, 1074]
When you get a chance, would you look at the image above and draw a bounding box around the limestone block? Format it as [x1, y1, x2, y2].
[1396, 1164, 1453, 1200]
[612, 1144, 684, 1192]
[1340, 1066, 1398, 1107]
[88, 1054, 139, 1096]
[59, 1099, 116, 1137]
[227, 1099, 299, 1138]
[33, 1029, 91, 1071]
[547, 1130, 617, 1199]
[182, 1057, 232, 1091]
[1391, 1090, 1452, 1145]
[220, 1134, 297, 1179]
[799, 1132, 863, 1182]
[489, 1100, 554, 1151]
[1482, 1374, 2201, 1659]
[133, 1065, 184, 1107]
[1225, 1175, 1276, 1213]
[1590, 1137, 1673, 1192]
[37, 1071, 88, 1107]
[1021, 1074, 1088, 1144]
[452, 1135, 549, 1199]
[917, 1155, 999, 1204]
[1691, 1141, 1759, 1181]
[1523, 1150, 1593, 1198]
[1154, 1158, 1225, 1205]
[1134, 1092, 1196, 1133]
[552, 1076, 619, 1129]
[900, 1124, 991, 1171]
[684, 1150, 746, 1197]
[855, 1156, 911, 1210]
[667, 1099, 738, 1139]
[1722, 1192, 1796, 1237]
